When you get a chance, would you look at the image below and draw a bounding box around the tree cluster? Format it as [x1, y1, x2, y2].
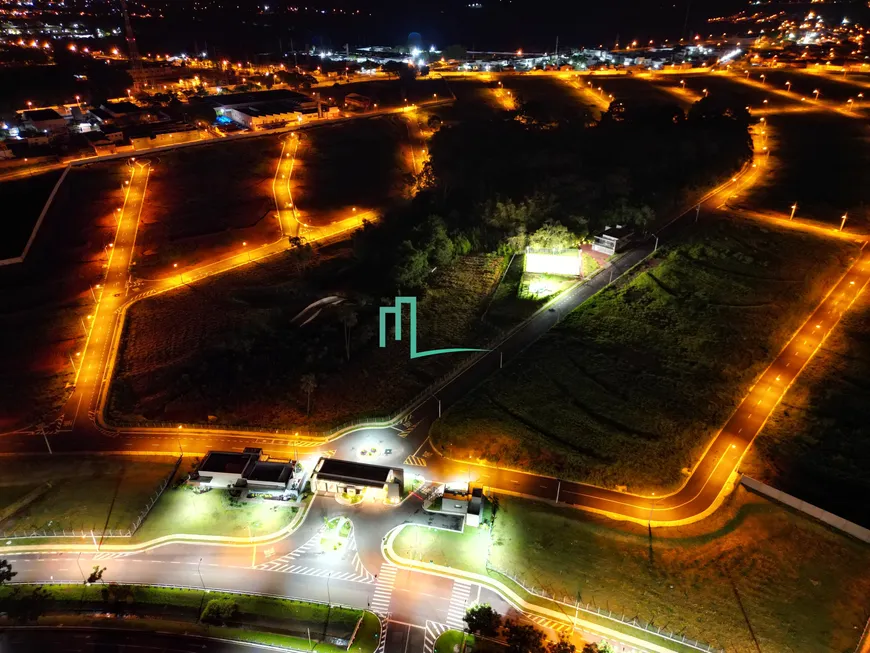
[200, 597, 240, 625]
[352, 94, 752, 293]
[464, 604, 613, 653]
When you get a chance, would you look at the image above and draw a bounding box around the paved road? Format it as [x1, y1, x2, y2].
[0, 626, 285, 652]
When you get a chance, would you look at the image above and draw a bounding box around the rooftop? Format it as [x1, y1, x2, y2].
[103, 101, 143, 115]
[247, 461, 293, 484]
[314, 458, 392, 487]
[232, 101, 302, 118]
[209, 88, 309, 107]
[24, 108, 64, 122]
[199, 451, 257, 475]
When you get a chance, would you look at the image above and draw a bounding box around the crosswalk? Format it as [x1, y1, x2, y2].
[527, 614, 572, 634]
[445, 580, 472, 630]
[254, 563, 374, 583]
[370, 563, 398, 615]
[424, 621, 450, 653]
[404, 455, 427, 466]
[92, 552, 129, 560]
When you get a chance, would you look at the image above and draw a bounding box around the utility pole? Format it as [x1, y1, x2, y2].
[554, 36, 559, 63]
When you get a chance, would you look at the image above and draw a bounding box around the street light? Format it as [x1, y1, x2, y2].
[790, 203, 797, 220]
[785, 81, 791, 92]
[680, 79, 686, 89]
[840, 213, 848, 231]
[760, 74, 766, 84]
[813, 89, 820, 101]
[703, 88, 709, 97]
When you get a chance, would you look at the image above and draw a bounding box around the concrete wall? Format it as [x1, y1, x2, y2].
[741, 476, 870, 544]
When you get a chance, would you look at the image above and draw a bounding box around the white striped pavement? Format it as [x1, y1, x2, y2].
[425, 621, 450, 653]
[446, 580, 472, 630]
[370, 563, 398, 615]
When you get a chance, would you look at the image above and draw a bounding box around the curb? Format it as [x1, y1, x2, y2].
[380, 525, 685, 653]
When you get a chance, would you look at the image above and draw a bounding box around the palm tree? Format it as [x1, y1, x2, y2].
[300, 373, 317, 415]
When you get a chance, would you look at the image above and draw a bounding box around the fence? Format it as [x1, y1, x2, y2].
[485, 563, 723, 653]
[0, 455, 183, 541]
[741, 476, 870, 544]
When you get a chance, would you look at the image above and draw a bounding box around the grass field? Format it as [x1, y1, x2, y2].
[0, 456, 177, 533]
[0, 584, 377, 652]
[432, 217, 858, 491]
[109, 250, 508, 430]
[732, 111, 870, 231]
[321, 77, 452, 110]
[293, 117, 410, 225]
[0, 162, 127, 431]
[133, 135, 283, 278]
[741, 279, 870, 528]
[394, 488, 870, 653]
[131, 466, 303, 541]
[503, 75, 597, 122]
[0, 169, 63, 259]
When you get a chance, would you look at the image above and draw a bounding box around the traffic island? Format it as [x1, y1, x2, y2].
[0, 583, 382, 653]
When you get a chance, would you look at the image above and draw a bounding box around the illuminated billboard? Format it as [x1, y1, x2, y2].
[524, 249, 581, 277]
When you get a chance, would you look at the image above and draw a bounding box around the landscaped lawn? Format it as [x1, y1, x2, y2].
[432, 216, 858, 491]
[0, 168, 63, 259]
[0, 456, 178, 534]
[742, 278, 870, 528]
[393, 489, 870, 653]
[0, 584, 378, 652]
[132, 472, 302, 541]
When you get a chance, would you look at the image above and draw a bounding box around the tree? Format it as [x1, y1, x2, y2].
[0, 559, 16, 585]
[391, 240, 430, 290]
[547, 636, 576, 653]
[581, 643, 614, 653]
[3, 585, 50, 624]
[463, 604, 501, 636]
[340, 308, 358, 362]
[300, 373, 317, 415]
[504, 621, 546, 653]
[288, 235, 314, 273]
[528, 221, 575, 250]
[87, 565, 106, 584]
[101, 583, 135, 616]
[200, 597, 239, 625]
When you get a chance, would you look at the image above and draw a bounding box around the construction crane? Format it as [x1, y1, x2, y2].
[118, 0, 145, 91]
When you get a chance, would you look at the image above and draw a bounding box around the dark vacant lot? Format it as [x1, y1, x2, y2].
[505, 74, 597, 122]
[432, 217, 857, 492]
[321, 76, 452, 109]
[0, 169, 64, 259]
[293, 117, 410, 225]
[732, 111, 870, 231]
[0, 163, 126, 431]
[108, 247, 508, 430]
[133, 135, 282, 278]
[742, 280, 870, 527]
